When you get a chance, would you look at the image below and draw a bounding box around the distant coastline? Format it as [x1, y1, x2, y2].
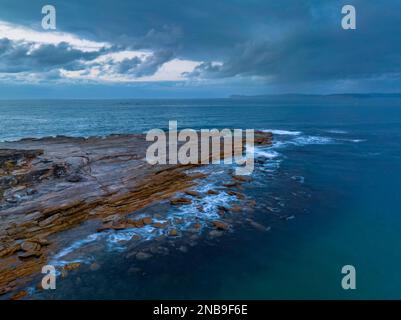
[230, 93, 401, 99]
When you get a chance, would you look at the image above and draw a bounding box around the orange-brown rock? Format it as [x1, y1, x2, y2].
[206, 190, 219, 195]
[185, 190, 201, 197]
[232, 175, 252, 182]
[0, 131, 273, 296]
[152, 222, 168, 229]
[63, 262, 81, 271]
[254, 131, 273, 145]
[227, 191, 246, 200]
[170, 197, 192, 205]
[10, 290, 27, 300]
[212, 221, 230, 231]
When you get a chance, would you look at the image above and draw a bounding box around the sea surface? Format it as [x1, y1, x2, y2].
[1, 97, 401, 299]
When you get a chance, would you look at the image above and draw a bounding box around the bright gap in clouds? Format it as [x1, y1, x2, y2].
[0, 20, 108, 52]
[0, 20, 204, 82]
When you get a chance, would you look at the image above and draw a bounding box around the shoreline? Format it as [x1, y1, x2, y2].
[0, 131, 272, 299]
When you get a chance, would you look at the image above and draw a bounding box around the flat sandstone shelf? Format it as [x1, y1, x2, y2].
[0, 131, 272, 298]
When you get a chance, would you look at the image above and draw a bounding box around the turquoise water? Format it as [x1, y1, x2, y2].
[1, 98, 401, 299]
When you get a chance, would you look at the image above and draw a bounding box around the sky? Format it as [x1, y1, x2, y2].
[0, 0, 400, 98]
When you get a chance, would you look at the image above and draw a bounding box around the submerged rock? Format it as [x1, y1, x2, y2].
[247, 219, 271, 232]
[209, 230, 223, 238]
[0, 132, 274, 296]
[10, 290, 27, 300]
[63, 262, 81, 271]
[232, 175, 252, 182]
[212, 221, 230, 231]
[136, 252, 153, 261]
[89, 262, 101, 271]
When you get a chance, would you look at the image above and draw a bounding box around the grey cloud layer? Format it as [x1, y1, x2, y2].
[0, 39, 103, 73]
[0, 0, 401, 91]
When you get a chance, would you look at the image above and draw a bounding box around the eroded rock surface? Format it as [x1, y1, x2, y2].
[0, 131, 273, 298]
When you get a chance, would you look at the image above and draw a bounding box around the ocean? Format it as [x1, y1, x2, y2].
[1, 97, 401, 299]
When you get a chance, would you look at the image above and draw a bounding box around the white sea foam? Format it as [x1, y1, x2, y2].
[273, 135, 335, 148]
[293, 136, 335, 145]
[50, 233, 101, 265]
[262, 129, 302, 136]
[325, 129, 348, 134]
[49, 177, 236, 266]
[247, 144, 281, 159]
[340, 138, 366, 143]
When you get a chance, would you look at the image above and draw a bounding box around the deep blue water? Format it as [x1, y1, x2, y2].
[1, 98, 401, 299]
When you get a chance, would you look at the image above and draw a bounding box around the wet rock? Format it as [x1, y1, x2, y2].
[127, 218, 144, 228]
[26, 188, 37, 196]
[170, 197, 192, 205]
[222, 182, 239, 188]
[254, 131, 273, 145]
[0, 287, 12, 296]
[102, 214, 122, 223]
[38, 213, 61, 227]
[193, 223, 202, 230]
[10, 290, 27, 300]
[185, 190, 201, 197]
[230, 206, 242, 213]
[5, 197, 18, 204]
[174, 218, 183, 224]
[136, 252, 153, 261]
[227, 191, 246, 199]
[97, 223, 112, 232]
[247, 200, 256, 207]
[206, 190, 219, 195]
[89, 262, 101, 271]
[232, 175, 252, 182]
[0, 133, 223, 295]
[111, 222, 129, 230]
[209, 230, 223, 238]
[21, 241, 41, 252]
[142, 217, 153, 225]
[63, 262, 81, 271]
[152, 222, 168, 229]
[18, 250, 42, 259]
[30, 237, 50, 246]
[52, 164, 68, 178]
[255, 156, 268, 164]
[66, 174, 82, 183]
[212, 220, 230, 231]
[217, 205, 229, 213]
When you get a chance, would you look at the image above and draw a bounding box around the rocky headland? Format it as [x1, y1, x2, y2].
[0, 131, 272, 298]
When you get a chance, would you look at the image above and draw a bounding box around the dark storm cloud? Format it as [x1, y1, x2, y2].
[114, 50, 174, 76]
[0, 38, 104, 73]
[0, 0, 401, 94]
[185, 1, 401, 84]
